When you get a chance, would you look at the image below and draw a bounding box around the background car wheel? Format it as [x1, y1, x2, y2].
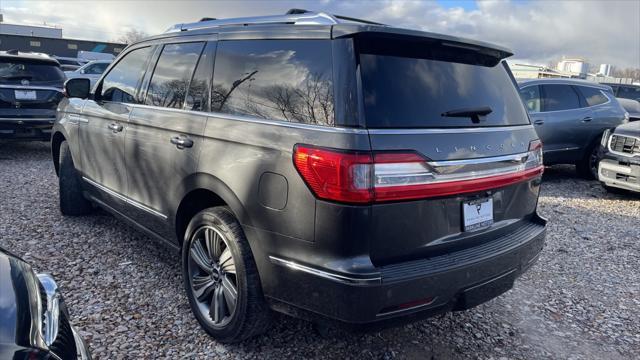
[58, 141, 92, 216]
[576, 142, 600, 180]
[182, 207, 271, 343]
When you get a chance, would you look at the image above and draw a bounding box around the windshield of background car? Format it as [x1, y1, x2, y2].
[0, 59, 65, 86]
[357, 36, 529, 128]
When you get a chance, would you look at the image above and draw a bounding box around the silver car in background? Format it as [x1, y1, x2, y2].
[518, 78, 628, 178]
[64, 60, 112, 88]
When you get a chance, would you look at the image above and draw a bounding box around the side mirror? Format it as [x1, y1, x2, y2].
[64, 78, 90, 99]
[79, 69, 86, 74]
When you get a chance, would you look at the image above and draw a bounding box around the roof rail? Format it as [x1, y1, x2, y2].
[165, 9, 385, 33]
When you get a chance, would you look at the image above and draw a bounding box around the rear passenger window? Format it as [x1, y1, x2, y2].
[519, 85, 541, 112]
[185, 42, 215, 112]
[211, 40, 334, 125]
[579, 87, 608, 107]
[146, 42, 204, 109]
[101, 46, 152, 103]
[541, 84, 580, 112]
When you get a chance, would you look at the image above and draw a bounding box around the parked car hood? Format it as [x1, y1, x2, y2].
[0, 248, 46, 352]
[613, 120, 640, 136]
[617, 98, 640, 119]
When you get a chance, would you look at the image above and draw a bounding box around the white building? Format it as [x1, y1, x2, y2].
[509, 63, 572, 79]
[598, 64, 613, 77]
[557, 58, 589, 78]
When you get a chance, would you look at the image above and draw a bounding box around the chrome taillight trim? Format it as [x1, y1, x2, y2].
[373, 151, 538, 188]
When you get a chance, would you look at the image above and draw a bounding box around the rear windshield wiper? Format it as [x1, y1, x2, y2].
[441, 106, 492, 123]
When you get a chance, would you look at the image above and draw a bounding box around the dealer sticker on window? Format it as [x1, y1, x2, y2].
[463, 198, 494, 231]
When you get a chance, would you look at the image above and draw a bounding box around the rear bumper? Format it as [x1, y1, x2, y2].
[260, 215, 546, 325]
[0, 117, 55, 139]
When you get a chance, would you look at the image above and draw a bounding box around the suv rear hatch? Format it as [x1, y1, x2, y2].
[357, 33, 543, 265]
[0, 56, 64, 117]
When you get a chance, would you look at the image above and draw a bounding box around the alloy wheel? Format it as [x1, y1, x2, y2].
[187, 225, 238, 328]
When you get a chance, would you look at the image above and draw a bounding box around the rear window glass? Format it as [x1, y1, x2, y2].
[578, 86, 608, 107]
[0, 60, 64, 85]
[359, 55, 529, 128]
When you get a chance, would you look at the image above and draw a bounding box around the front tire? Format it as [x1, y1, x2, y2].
[577, 143, 600, 180]
[182, 207, 271, 343]
[58, 141, 92, 216]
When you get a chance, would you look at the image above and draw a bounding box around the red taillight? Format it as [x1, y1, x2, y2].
[293, 145, 373, 203]
[293, 143, 544, 204]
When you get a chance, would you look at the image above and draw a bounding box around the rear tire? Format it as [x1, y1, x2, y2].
[58, 141, 92, 216]
[182, 207, 271, 343]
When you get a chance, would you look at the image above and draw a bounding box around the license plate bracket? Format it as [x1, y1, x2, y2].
[462, 198, 493, 231]
[15, 90, 37, 100]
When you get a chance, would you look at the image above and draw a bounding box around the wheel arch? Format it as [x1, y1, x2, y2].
[51, 131, 67, 176]
[173, 172, 252, 248]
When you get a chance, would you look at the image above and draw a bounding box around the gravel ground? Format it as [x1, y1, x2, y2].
[0, 141, 638, 359]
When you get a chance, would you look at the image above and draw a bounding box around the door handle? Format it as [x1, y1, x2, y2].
[108, 123, 123, 133]
[533, 119, 544, 125]
[170, 135, 194, 149]
[581, 117, 593, 122]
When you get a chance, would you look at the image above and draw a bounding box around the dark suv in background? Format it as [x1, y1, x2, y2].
[0, 50, 65, 140]
[518, 79, 628, 178]
[53, 10, 547, 342]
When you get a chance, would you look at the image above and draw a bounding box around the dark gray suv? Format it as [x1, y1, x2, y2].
[52, 10, 547, 342]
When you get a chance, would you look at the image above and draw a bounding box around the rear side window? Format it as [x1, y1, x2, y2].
[578, 86, 608, 107]
[0, 59, 64, 86]
[145, 42, 204, 109]
[84, 62, 109, 75]
[541, 84, 580, 111]
[212, 40, 334, 125]
[519, 85, 541, 112]
[101, 46, 152, 103]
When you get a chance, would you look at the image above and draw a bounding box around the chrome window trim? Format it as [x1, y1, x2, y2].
[269, 256, 382, 286]
[607, 134, 640, 158]
[82, 176, 168, 219]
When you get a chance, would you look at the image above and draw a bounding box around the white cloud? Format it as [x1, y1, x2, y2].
[1, 0, 638, 68]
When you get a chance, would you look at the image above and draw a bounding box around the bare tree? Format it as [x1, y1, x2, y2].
[114, 29, 149, 44]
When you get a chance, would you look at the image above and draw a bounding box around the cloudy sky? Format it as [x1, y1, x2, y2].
[1, 0, 639, 68]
